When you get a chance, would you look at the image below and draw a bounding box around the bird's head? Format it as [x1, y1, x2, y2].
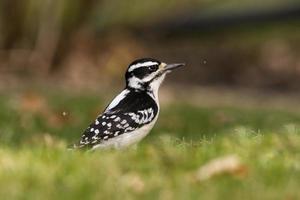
[125, 58, 185, 92]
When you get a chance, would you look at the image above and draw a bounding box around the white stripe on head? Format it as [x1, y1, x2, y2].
[128, 61, 159, 72]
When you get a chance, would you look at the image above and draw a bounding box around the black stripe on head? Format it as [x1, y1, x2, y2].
[125, 58, 161, 81]
[132, 65, 160, 78]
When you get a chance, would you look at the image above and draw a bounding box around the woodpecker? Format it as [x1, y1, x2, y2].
[72, 58, 185, 150]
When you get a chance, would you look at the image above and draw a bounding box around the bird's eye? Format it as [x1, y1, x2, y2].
[149, 65, 158, 72]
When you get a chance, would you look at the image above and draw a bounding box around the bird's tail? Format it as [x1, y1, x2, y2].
[67, 142, 89, 151]
[67, 143, 80, 151]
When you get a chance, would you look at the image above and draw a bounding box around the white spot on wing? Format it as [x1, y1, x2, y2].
[114, 117, 121, 122]
[117, 124, 123, 129]
[92, 135, 98, 140]
[91, 140, 98, 144]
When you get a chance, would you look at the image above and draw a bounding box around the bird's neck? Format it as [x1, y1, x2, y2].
[146, 75, 165, 103]
[131, 75, 165, 104]
[126, 74, 166, 103]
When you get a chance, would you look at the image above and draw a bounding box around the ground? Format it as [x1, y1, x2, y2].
[0, 89, 299, 200]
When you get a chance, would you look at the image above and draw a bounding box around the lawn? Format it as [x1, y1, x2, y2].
[0, 91, 300, 200]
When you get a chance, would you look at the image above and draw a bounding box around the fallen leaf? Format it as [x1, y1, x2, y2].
[196, 154, 247, 181]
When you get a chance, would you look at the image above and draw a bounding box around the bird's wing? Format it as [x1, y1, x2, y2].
[73, 108, 156, 149]
[72, 90, 158, 149]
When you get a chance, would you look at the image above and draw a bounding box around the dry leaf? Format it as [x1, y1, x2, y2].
[196, 154, 247, 181]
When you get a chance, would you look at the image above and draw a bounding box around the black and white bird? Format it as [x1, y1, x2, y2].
[72, 58, 185, 150]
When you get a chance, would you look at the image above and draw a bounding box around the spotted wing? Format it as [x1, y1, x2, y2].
[74, 108, 155, 148]
[73, 90, 158, 149]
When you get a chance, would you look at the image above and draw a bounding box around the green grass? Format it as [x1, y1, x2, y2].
[0, 91, 300, 200]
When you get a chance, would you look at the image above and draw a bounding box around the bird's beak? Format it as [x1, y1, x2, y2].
[161, 63, 185, 73]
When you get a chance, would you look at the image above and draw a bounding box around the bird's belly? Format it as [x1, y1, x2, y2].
[92, 117, 158, 150]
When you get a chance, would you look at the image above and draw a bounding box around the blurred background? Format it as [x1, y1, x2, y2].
[0, 0, 300, 91]
[1, 1, 300, 198]
[1, 0, 300, 145]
